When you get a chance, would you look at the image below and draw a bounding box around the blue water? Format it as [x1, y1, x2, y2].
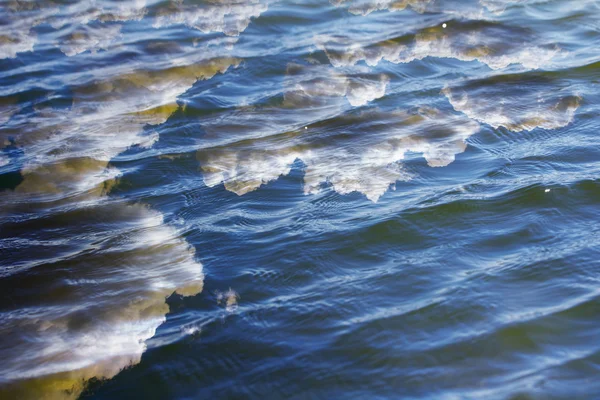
[1, 0, 599, 399]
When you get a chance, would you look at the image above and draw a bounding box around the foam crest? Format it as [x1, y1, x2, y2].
[0, 202, 204, 400]
[0, 27, 37, 59]
[7, 58, 239, 197]
[443, 78, 581, 131]
[96, 0, 148, 22]
[317, 22, 561, 70]
[0, 57, 238, 398]
[194, 63, 387, 160]
[479, 0, 525, 14]
[153, 0, 268, 36]
[59, 24, 122, 56]
[331, 0, 432, 16]
[286, 63, 388, 108]
[199, 106, 479, 202]
[0, 1, 56, 59]
[444, 89, 581, 132]
[0, 1, 149, 59]
[331, 0, 526, 18]
[47, 0, 148, 27]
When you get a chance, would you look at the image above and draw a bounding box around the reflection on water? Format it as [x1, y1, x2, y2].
[1, 0, 599, 399]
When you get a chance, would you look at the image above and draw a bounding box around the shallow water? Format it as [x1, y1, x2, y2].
[0, 0, 599, 399]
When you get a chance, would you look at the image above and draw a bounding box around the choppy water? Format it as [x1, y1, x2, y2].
[0, 0, 599, 399]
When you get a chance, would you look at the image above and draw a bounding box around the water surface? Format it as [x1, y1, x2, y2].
[1, 0, 599, 399]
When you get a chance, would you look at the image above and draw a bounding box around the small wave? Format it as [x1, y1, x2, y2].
[317, 21, 561, 70]
[0, 153, 9, 167]
[7, 57, 239, 191]
[0, 53, 238, 398]
[443, 77, 581, 131]
[0, 0, 45, 59]
[0, 0, 147, 59]
[0, 201, 204, 400]
[479, 0, 525, 14]
[285, 63, 389, 108]
[199, 107, 479, 202]
[0, 29, 37, 60]
[330, 0, 432, 16]
[216, 288, 241, 313]
[331, 0, 527, 17]
[153, 0, 269, 36]
[59, 23, 122, 57]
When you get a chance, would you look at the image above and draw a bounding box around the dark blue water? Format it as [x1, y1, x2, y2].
[1, 1, 599, 399]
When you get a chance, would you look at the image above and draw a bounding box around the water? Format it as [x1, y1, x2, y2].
[0, 0, 599, 399]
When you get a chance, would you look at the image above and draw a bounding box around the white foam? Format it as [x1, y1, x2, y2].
[286, 63, 388, 108]
[49, 0, 148, 27]
[0, 2, 58, 58]
[0, 200, 205, 400]
[0, 203, 204, 384]
[181, 324, 202, 336]
[346, 75, 389, 107]
[98, 0, 148, 22]
[443, 84, 581, 132]
[317, 25, 562, 70]
[479, 0, 525, 14]
[0, 56, 239, 398]
[0, 0, 148, 59]
[331, 0, 526, 18]
[200, 107, 480, 202]
[59, 24, 122, 57]
[153, 0, 269, 36]
[0, 153, 9, 167]
[331, 0, 432, 16]
[11, 57, 239, 198]
[0, 29, 37, 59]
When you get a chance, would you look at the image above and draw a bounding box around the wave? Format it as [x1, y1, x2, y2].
[198, 104, 479, 202]
[0, 1, 51, 59]
[330, 0, 432, 16]
[331, 0, 528, 17]
[59, 23, 123, 57]
[479, 0, 525, 14]
[0, 0, 596, 398]
[316, 20, 561, 70]
[443, 76, 581, 131]
[0, 200, 204, 400]
[0, 54, 238, 398]
[0, 0, 147, 59]
[0, 3, 249, 396]
[286, 64, 389, 108]
[153, 0, 269, 36]
[0, 0, 263, 60]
